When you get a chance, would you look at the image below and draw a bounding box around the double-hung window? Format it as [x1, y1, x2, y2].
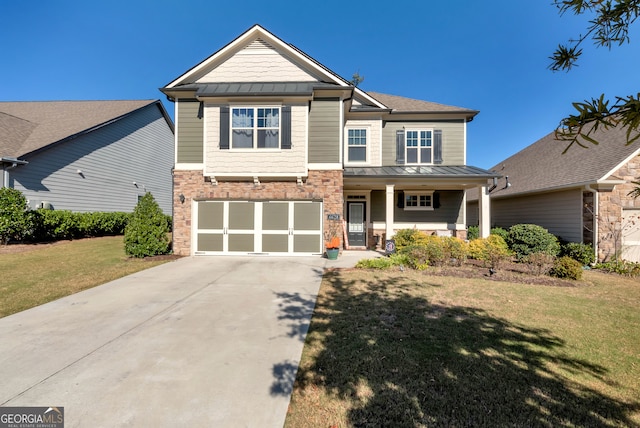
[347, 128, 367, 162]
[231, 107, 280, 149]
[404, 191, 434, 211]
[406, 130, 432, 164]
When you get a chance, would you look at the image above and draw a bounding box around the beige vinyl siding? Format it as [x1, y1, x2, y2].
[308, 99, 341, 164]
[381, 120, 465, 165]
[344, 119, 382, 166]
[492, 189, 583, 242]
[197, 39, 318, 83]
[177, 100, 203, 163]
[204, 104, 307, 175]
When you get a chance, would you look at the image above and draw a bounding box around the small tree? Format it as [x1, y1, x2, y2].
[0, 187, 31, 244]
[124, 192, 170, 257]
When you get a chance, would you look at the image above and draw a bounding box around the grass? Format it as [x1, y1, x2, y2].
[284, 269, 640, 427]
[0, 236, 174, 318]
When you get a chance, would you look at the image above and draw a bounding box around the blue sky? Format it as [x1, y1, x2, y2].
[2, 0, 638, 169]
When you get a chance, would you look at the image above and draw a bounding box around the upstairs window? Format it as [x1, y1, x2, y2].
[347, 128, 367, 162]
[404, 191, 434, 211]
[406, 130, 432, 164]
[231, 107, 280, 149]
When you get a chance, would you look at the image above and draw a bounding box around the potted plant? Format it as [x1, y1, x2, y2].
[325, 222, 341, 260]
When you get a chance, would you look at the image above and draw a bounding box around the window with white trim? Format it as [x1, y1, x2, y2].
[231, 107, 280, 149]
[347, 128, 367, 162]
[404, 191, 434, 211]
[405, 130, 432, 164]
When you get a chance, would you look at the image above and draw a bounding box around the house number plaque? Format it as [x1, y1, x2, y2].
[327, 214, 340, 220]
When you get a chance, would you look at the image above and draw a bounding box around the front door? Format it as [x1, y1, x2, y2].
[347, 202, 366, 247]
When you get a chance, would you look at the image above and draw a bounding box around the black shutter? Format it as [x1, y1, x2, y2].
[397, 191, 404, 208]
[434, 130, 443, 164]
[220, 106, 229, 149]
[433, 192, 440, 209]
[396, 130, 405, 164]
[281, 105, 292, 149]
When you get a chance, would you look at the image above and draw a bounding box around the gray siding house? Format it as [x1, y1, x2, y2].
[161, 25, 498, 256]
[467, 124, 640, 262]
[0, 100, 174, 214]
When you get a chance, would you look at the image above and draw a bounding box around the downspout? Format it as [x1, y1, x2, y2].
[3, 162, 18, 188]
[584, 184, 598, 262]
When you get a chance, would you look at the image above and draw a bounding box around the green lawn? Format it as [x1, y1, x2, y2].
[285, 269, 640, 427]
[0, 236, 174, 318]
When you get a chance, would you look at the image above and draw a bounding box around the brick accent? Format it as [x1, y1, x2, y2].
[172, 170, 343, 255]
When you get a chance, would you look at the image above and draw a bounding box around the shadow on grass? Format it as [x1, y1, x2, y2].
[280, 270, 640, 427]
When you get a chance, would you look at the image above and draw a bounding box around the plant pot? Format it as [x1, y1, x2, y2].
[326, 248, 339, 260]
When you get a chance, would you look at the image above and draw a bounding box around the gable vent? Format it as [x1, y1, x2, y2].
[245, 38, 274, 51]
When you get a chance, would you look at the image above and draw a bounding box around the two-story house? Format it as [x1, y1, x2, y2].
[161, 25, 497, 256]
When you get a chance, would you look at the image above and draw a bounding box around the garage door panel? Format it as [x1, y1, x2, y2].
[262, 234, 289, 252]
[229, 202, 255, 230]
[294, 202, 321, 231]
[294, 235, 321, 253]
[198, 202, 224, 229]
[197, 233, 223, 252]
[263, 203, 289, 230]
[228, 234, 255, 252]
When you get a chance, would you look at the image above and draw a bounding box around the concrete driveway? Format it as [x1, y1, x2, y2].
[0, 255, 349, 427]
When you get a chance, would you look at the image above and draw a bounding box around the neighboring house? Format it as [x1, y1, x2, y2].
[161, 25, 498, 256]
[467, 124, 640, 262]
[0, 100, 174, 214]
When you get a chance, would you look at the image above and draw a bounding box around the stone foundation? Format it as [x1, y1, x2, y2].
[172, 170, 343, 255]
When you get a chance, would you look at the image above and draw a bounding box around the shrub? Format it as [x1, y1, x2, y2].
[393, 228, 430, 250]
[490, 227, 509, 242]
[595, 260, 640, 277]
[550, 256, 583, 280]
[525, 252, 556, 276]
[400, 245, 432, 270]
[355, 254, 409, 269]
[561, 242, 595, 266]
[124, 192, 170, 257]
[467, 225, 479, 241]
[507, 224, 561, 261]
[0, 188, 32, 244]
[468, 235, 511, 268]
[443, 237, 468, 266]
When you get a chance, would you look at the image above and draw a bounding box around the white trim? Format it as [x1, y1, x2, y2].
[373, 221, 456, 230]
[203, 172, 304, 178]
[600, 147, 640, 181]
[403, 190, 435, 211]
[229, 105, 282, 150]
[344, 126, 371, 166]
[175, 163, 204, 170]
[308, 163, 343, 170]
[404, 128, 434, 165]
[463, 120, 467, 165]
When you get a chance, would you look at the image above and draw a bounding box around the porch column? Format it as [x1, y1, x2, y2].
[478, 184, 490, 238]
[385, 184, 395, 239]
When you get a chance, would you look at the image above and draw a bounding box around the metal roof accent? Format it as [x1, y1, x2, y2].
[344, 165, 499, 178]
[181, 81, 342, 97]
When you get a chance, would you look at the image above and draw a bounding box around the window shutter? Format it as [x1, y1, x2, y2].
[397, 191, 404, 208]
[433, 191, 440, 209]
[220, 106, 229, 149]
[396, 130, 405, 164]
[281, 105, 292, 149]
[434, 130, 443, 164]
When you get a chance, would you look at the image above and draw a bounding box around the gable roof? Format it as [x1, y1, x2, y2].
[473, 123, 640, 200]
[0, 100, 164, 158]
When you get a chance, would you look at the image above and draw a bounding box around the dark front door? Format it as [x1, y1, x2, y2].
[347, 202, 366, 247]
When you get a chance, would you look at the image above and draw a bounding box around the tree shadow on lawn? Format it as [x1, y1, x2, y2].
[283, 270, 640, 427]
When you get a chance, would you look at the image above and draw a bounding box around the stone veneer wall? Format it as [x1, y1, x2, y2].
[597, 155, 640, 261]
[172, 170, 344, 256]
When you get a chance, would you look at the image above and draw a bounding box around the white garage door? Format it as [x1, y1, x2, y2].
[622, 208, 640, 262]
[194, 200, 323, 255]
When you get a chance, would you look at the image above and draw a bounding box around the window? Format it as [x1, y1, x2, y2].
[231, 107, 280, 149]
[404, 191, 434, 211]
[347, 128, 367, 162]
[405, 130, 432, 164]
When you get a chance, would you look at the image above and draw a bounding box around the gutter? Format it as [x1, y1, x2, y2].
[1, 157, 29, 188]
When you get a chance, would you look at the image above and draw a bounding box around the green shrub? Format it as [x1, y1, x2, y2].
[468, 235, 511, 268]
[400, 245, 431, 270]
[124, 192, 170, 257]
[507, 224, 561, 261]
[0, 188, 32, 244]
[561, 242, 595, 266]
[393, 228, 430, 250]
[595, 260, 640, 277]
[443, 237, 468, 266]
[490, 227, 509, 242]
[525, 252, 556, 275]
[467, 225, 479, 241]
[355, 254, 409, 269]
[550, 256, 583, 280]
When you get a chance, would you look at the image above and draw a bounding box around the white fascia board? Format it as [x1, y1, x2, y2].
[354, 87, 387, 109]
[599, 146, 640, 182]
[165, 25, 351, 89]
[308, 163, 343, 170]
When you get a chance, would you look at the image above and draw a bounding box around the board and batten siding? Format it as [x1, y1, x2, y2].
[204, 103, 307, 175]
[308, 99, 341, 164]
[196, 39, 318, 83]
[491, 189, 583, 242]
[176, 100, 204, 164]
[382, 120, 465, 165]
[10, 104, 174, 214]
[370, 190, 464, 224]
